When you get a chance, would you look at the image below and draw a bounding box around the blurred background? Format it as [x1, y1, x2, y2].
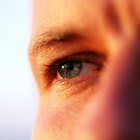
[0, 0, 38, 140]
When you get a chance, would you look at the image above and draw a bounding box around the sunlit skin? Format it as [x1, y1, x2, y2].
[29, 0, 140, 140]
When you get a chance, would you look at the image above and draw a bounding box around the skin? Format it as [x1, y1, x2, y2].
[29, 0, 140, 139]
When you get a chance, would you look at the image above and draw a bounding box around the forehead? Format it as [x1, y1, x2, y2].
[33, 0, 97, 24]
[32, 0, 108, 35]
[32, 0, 140, 42]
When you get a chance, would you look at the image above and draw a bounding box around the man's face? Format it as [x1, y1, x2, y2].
[29, 0, 140, 139]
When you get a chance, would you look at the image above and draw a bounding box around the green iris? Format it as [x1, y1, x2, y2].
[58, 61, 82, 79]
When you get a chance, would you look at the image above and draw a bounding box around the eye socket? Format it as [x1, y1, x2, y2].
[40, 52, 105, 87]
[58, 61, 82, 79]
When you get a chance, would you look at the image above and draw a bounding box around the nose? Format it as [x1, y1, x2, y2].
[105, 41, 140, 139]
[76, 40, 140, 140]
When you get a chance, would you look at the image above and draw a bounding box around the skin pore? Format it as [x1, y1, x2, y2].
[29, 0, 140, 140]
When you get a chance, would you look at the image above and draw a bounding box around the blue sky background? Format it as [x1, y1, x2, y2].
[0, 0, 38, 140]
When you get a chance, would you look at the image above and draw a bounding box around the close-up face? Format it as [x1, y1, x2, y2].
[29, 0, 140, 140]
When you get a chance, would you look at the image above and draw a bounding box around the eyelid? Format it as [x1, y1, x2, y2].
[44, 52, 104, 75]
[40, 52, 105, 88]
[58, 52, 105, 66]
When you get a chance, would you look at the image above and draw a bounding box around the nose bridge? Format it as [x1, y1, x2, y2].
[109, 39, 140, 106]
[98, 39, 140, 137]
[78, 39, 140, 139]
[105, 39, 140, 130]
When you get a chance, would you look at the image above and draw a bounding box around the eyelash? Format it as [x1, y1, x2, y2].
[41, 52, 104, 87]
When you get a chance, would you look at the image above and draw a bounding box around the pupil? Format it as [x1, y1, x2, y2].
[58, 61, 82, 79]
[65, 63, 74, 70]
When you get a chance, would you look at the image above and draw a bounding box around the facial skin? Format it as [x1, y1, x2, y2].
[29, 0, 140, 139]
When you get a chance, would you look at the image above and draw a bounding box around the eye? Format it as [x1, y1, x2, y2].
[58, 61, 82, 79]
[40, 52, 105, 87]
[57, 60, 100, 79]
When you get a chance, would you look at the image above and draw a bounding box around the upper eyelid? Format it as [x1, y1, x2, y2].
[29, 37, 107, 65]
[43, 52, 105, 77]
[58, 52, 105, 64]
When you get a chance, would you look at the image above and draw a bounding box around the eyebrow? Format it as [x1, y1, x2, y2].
[29, 28, 108, 64]
[29, 29, 85, 56]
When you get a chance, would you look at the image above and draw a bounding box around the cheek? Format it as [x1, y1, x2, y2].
[33, 91, 91, 140]
[33, 99, 79, 139]
[33, 106, 69, 140]
[33, 79, 99, 139]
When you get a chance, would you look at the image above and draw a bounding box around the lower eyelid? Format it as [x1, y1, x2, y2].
[52, 73, 101, 98]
